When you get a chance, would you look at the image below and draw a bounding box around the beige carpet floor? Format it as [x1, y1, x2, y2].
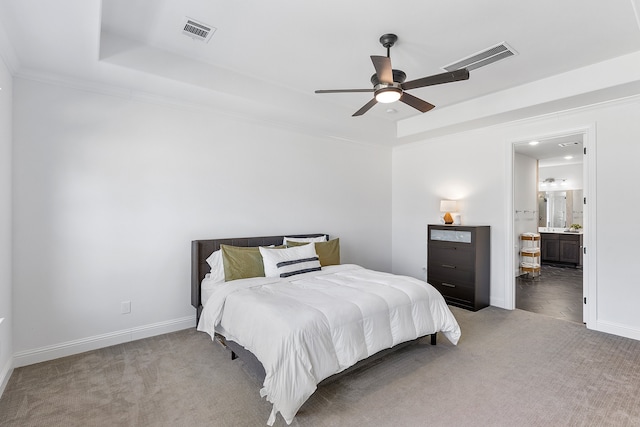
[2, 306, 640, 426]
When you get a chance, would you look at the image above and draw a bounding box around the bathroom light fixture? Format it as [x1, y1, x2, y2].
[540, 178, 567, 188]
[529, 140, 539, 145]
[440, 200, 458, 225]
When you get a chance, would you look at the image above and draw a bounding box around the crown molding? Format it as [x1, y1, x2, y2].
[394, 90, 640, 151]
[14, 68, 389, 149]
[0, 20, 19, 75]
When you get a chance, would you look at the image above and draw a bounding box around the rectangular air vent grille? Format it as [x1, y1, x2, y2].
[182, 18, 216, 43]
[443, 42, 517, 72]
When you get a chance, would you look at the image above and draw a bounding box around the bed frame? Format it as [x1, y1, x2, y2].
[191, 233, 437, 384]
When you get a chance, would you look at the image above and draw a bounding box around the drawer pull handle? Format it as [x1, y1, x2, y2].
[442, 264, 457, 269]
[441, 282, 456, 288]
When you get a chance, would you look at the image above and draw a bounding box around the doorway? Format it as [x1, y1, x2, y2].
[512, 132, 586, 323]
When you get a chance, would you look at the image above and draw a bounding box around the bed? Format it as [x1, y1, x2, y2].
[192, 234, 461, 425]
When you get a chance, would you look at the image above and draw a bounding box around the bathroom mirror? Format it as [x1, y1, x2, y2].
[538, 190, 583, 229]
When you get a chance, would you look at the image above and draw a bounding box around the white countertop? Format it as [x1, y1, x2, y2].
[538, 227, 583, 234]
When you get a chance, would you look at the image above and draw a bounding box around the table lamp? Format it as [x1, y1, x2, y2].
[440, 200, 458, 225]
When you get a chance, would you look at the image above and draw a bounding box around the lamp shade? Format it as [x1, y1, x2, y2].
[440, 200, 458, 213]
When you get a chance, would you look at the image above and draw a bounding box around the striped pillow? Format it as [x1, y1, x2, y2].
[259, 244, 321, 278]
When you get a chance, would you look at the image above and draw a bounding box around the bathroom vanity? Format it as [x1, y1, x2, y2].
[539, 230, 583, 267]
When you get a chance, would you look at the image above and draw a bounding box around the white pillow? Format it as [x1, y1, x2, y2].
[283, 235, 327, 245]
[205, 249, 225, 283]
[259, 244, 321, 278]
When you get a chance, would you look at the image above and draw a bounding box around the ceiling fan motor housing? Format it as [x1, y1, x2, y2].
[370, 69, 406, 86]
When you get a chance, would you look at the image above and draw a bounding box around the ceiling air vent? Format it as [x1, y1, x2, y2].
[182, 17, 216, 43]
[442, 42, 517, 72]
[558, 142, 580, 148]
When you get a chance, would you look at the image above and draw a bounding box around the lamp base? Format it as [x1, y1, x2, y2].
[443, 212, 454, 225]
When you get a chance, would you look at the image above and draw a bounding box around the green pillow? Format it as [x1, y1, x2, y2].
[220, 244, 286, 281]
[287, 238, 340, 267]
[220, 245, 265, 281]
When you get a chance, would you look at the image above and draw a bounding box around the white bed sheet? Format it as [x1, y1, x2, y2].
[197, 264, 461, 425]
[200, 273, 222, 306]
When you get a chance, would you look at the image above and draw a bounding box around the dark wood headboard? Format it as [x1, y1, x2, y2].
[191, 234, 328, 322]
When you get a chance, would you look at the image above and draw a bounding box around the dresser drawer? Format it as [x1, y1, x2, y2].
[428, 263, 475, 286]
[428, 278, 474, 304]
[428, 246, 475, 269]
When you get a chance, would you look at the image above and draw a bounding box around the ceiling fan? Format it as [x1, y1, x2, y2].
[315, 34, 470, 116]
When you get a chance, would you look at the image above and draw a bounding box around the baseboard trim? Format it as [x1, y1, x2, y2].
[0, 357, 13, 398]
[591, 319, 640, 342]
[13, 315, 196, 368]
[490, 297, 505, 309]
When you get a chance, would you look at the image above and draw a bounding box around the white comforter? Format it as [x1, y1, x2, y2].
[197, 264, 461, 425]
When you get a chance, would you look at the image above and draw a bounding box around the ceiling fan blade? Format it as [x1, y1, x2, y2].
[315, 89, 374, 94]
[401, 68, 470, 91]
[371, 55, 393, 84]
[399, 92, 435, 113]
[352, 98, 378, 116]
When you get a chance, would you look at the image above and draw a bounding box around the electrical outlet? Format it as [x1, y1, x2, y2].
[121, 301, 131, 314]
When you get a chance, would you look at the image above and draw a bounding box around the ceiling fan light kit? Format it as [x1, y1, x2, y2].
[315, 33, 470, 116]
[375, 86, 402, 103]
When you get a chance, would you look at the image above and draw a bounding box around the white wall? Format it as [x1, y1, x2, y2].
[391, 131, 507, 284]
[392, 96, 640, 340]
[12, 77, 392, 365]
[0, 49, 13, 392]
[539, 163, 583, 191]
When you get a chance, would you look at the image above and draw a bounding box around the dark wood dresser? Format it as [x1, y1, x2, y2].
[427, 225, 490, 311]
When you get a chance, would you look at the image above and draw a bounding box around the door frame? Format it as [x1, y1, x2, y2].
[506, 124, 597, 327]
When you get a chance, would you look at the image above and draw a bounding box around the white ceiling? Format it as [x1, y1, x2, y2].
[1, 0, 640, 146]
[514, 134, 583, 167]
